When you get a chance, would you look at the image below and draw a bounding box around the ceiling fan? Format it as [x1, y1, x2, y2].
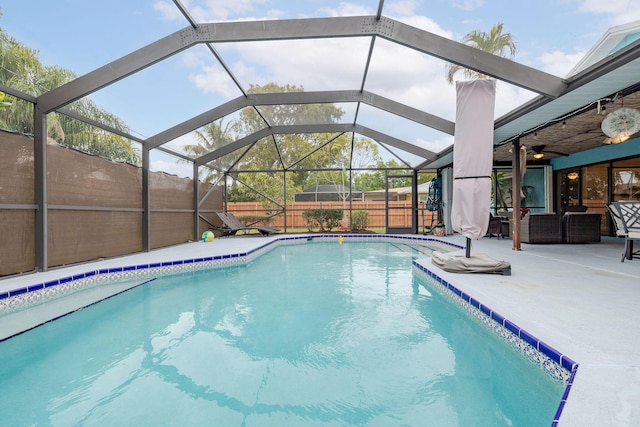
[531, 145, 568, 160]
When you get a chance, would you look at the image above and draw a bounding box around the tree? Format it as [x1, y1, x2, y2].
[0, 22, 140, 164]
[184, 83, 384, 204]
[208, 83, 353, 203]
[0, 91, 11, 111]
[183, 119, 236, 182]
[353, 159, 428, 191]
[445, 23, 517, 84]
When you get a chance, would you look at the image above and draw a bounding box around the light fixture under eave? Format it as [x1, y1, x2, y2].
[567, 172, 579, 180]
[531, 144, 568, 160]
[603, 133, 631, 144]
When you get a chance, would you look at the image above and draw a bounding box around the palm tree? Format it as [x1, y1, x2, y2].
[183, 119, 235, 182]
[0, 28, 140, 164]
[445, 22, 517, 84]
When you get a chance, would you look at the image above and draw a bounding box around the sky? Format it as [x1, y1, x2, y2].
[1, 0, 639, 177]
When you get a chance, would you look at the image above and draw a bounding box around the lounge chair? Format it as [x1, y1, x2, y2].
[215, 212, 279, 236]
[609, 201, 640, 262]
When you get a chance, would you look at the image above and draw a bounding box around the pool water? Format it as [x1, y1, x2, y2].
[0, 241, 564, 426]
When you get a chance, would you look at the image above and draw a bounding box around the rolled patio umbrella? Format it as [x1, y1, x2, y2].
[520, 143, 527, 197]
[450, 79, 496, 257]
[431, 79, 510, 274]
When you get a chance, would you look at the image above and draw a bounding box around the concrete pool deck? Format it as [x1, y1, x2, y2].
[415, 234, 640, 427]
[1, 233, 639, 427]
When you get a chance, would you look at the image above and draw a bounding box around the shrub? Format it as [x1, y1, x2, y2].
[323, 209, 343, 231]
[301, 208, 343, 232]
[301, 209, 322, 231]
[351, 210, 369, 230]
[236, 214, 273, 226]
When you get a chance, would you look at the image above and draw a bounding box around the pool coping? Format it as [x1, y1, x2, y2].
[0, 234, 576, 426]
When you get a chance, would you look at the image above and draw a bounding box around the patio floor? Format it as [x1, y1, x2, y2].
[1, 233, 639, 427]
[416, 234, 640, 427]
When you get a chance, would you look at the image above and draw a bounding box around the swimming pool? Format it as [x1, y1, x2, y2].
[0, 239, 565, 426]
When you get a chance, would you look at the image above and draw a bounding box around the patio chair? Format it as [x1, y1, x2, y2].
[486, 214, 502, 239]
[606, 204, 626, 238]
[562, 212, 602, 244]
[609, 201, 640, 262]
[215, 212, 279, 236]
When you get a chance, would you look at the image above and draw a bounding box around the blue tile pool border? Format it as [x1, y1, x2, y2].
[412, 261, 578, 427]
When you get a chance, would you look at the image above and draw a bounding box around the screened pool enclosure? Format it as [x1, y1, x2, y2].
[1, 1, 640, 275]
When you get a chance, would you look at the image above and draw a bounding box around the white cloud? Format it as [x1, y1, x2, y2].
[154, 0, 274, 22]
[180, 48, 247, 98]
[386, 0, 420, 16]
[537, 50, 586, 77]
[163, 133, 200, 153]
[152, 0, 185, 20]
[576, 0, 640, 24]
[150, 159, 194, 178]
[320, 2, 375, 17]
[227, 37, 373, 90]
[494, 84, 537, 118]
[193, 0, 269, 21]
[577, 0, 635, 14]
[413, 136, 454, 154]
[361, 38, 458, 114]
[451, 0, 485, 12]
[149, 132, 206, 178]
[189, 65, 242, 98]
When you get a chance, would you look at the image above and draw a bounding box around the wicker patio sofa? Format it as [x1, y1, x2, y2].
[520, 213, 563, 244]
[562, 212, 602, 243]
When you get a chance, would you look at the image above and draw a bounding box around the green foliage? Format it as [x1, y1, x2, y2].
[0, 91, 11, 111]
[445, 22, 517, 84]
[183, 119, 234, 182]
[301, 208, 343, 232]
[186, 82, 383, 203]
[235, 214, 274, 226]
[63, 129, 140, 165]
[323, 209, 343, 231]
[0, 24, 139, 164]
[492, 171, 510, 211]
[301, 209, 320, 231]
[351, 210, 369, 230]
[354, 159, 425, 191]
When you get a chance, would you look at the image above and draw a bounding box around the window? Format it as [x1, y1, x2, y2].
[612, 158, 640, 201]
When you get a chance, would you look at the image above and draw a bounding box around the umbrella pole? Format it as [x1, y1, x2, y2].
[465, 237, 471, 258]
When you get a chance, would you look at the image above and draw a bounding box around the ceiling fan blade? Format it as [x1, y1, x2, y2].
[544, 150, 569, 156]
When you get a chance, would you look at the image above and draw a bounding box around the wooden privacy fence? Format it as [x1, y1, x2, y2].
[227, 201, 441, 229]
